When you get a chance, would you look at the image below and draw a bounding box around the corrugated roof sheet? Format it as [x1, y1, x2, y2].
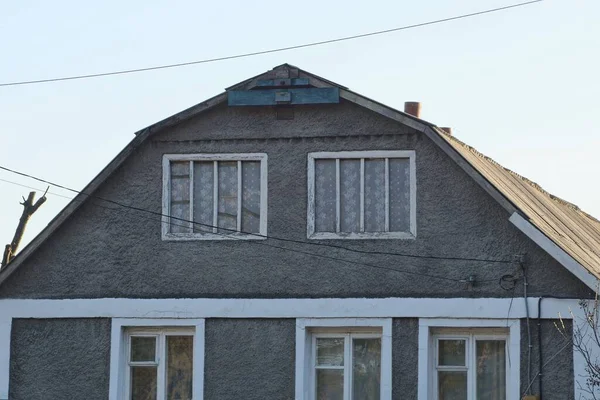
[434, 127, 600, 279]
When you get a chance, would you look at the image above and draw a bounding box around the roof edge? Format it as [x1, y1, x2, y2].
[510, 212, 599, 291]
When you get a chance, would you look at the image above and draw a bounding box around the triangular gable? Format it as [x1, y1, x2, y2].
[1, 64, 598, 291]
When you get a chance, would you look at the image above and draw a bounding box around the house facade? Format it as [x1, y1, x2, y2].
[0, 64, 599, 400]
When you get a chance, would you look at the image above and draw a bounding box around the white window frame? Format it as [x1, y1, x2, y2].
[162, 153, 268, 241]
[295, 318, 392, 400]
[109, 318, 205, 400]
[417, 319, 520, 400]
[307, 150, 416, 240]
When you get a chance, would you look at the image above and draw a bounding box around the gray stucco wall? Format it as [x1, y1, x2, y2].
[521, 318, 574, 400]
[204, 318, 295, 400]
[5, 316, 574, 399]
[0, 101, 591, 299]
[9, 318, 111, 400]
[392, 318, 419, 399]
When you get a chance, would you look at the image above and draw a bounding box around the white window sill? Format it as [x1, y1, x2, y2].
[162, 232, 267, 241]
[308, 231, 416, 240]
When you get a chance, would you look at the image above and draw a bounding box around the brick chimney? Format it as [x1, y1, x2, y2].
[404, 102, 421, 118]
[440, 127, 452, 136]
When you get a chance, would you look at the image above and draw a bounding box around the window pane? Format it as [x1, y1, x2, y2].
[352, 338, 381, 400]
[316, 338, 344, 366]
[241, 161, 261, 233]
[171, 161, 190, 176]
[438, 340, 466, 366]
[316, 369, 344, 400]
[193, 161, 214, 233]
[364, 159, 385, 232]
[131, 337, 156, 362]
[170, 162, 191, 234]
[167, 336, 194, 400]
[388, 158, 411, 232]
[438, 371, 467, 400]
[476, 340, 506, 400]
[131, 366, 157, 400]
[315, 160, 336, 232]
[217, 161, 238, 233]
[340, 159, 361, 233]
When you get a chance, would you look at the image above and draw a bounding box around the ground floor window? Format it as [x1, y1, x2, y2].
[296, 318, 392, 400]
[313, 331, 381, 400]
[433, 331, 507, 400]
[126, 328, 194, 400]
[418, 319, 519, 400]
[110, 319, 204, 400]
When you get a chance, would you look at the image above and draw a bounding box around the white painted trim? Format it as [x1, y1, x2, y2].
[409, 152, 417, 237]
[308, 150, 416, 160]
[295, 318, 392, 400]
[162, 153, 268, 241]
[307, 150, 416, 239]
[308, 231, 416, 240]
[0, 317, 11, 400]
[509, 212, 598, 290]
[108, 318, 205, 400]
[0, 297, 583, 320]
[418, 318, 520, 400]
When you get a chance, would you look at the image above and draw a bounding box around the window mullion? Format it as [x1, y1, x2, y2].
[335, 159, 341, 233]
[384, 158, 390, 232]
[344, 334, 352, 400]
[359, 159, 365, 232]
[312, 335, 317, 400]
[237, 161, 242, 232]
[189, 161, 194, 233]
[468, 336, 475, 400]
[212, 161, 218, 233]
[156, 333, 166, 400]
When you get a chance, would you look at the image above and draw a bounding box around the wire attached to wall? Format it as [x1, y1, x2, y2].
[0, 164, 515, 264]
[0, 173, 517, 285]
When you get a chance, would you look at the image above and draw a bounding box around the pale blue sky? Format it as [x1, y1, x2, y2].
[1, 0, 598, 249]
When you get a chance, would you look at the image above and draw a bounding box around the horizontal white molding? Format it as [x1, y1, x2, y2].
[0, 297, 584, 320]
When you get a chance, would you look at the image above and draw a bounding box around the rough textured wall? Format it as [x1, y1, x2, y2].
[520, 318, 573, 400]
[204, 319, 295, 400]
[392, 318, 419, 399]
[0, 101, 591, 299]
[9, 318, 111, 400]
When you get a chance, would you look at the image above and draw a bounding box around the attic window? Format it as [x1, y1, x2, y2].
[307, 151, 416, 240]
[162, 154, 268, 240]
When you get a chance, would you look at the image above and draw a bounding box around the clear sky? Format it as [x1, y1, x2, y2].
[1, 0, 598, 250]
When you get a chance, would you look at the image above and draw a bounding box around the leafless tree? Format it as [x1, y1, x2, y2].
[557, 295, 600, 400]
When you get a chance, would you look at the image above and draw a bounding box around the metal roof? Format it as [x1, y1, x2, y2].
[435, 127, 600, 280]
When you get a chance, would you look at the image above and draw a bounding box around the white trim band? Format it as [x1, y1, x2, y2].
[0, 297, 582, 320]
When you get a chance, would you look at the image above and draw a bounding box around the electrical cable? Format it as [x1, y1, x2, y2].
[0, 0, 543, 87]
[0, 178, 499, 284]
[0, 164, 516, 265]
[522, 260, 533, 396]
[521, 338, 574, 396]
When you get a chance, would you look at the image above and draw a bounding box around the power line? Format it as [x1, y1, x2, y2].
[0, 178, 71, 200]
[0, 164, 515, 265]
[0, 0, 542, 87]
[0, 177, 488, 283]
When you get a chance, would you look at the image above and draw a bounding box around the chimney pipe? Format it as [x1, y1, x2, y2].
[404, 102, 421, 118]
[440, 127, 452, 136]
